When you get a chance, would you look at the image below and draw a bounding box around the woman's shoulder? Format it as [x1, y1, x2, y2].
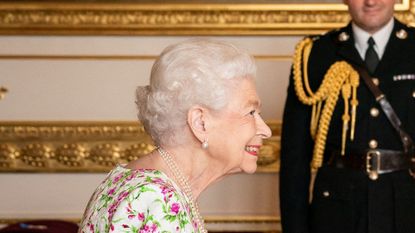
[104, 165, 178, 201]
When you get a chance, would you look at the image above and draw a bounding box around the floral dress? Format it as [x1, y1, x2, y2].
[78, 165, 198, 233]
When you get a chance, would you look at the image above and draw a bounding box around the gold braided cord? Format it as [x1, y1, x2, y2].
[302, 39, 314, 97]
[350, 74, 359, 140]
[302, 40, 321, 139]
[292, 37, 360, 169]
[341, 83, 351, 156]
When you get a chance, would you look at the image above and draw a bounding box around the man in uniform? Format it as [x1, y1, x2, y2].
[279, 0, 415, 232]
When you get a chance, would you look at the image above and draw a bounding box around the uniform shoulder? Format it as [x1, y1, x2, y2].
[397, 18, 415, 31]
[296, 25, 351, 49]
[312, 25, 351, 44]
[403, 24, 415, 39]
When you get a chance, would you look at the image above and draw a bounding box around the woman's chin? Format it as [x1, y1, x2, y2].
[242, 163, 257, 174]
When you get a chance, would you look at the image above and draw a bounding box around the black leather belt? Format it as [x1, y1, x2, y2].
[349, 64, 415, 180]
[326, 149, 412, 180]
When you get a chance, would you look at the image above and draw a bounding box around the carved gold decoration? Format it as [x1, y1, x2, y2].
[55, 143, 87, 167]
[20, 143, 52, 168]
[0, 86, 8, 100]
[0, 143, 17, 168]
[0, 121, 281, 173]
[89, 143, 121, 167]
[0, 215, 281, 225]
[257, 120, 281, 172]
[124, 143, 156, 162]
[0, 0, 412, 35]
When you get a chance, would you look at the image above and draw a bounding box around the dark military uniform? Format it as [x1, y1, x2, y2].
[280, 19, 415, 233]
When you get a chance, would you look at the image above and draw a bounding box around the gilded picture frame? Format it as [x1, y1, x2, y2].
[0, 0, 413, 35]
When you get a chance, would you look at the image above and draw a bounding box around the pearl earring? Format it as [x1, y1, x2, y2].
[202, 139, 209, 149]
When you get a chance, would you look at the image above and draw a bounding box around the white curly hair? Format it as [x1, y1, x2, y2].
[136, 38, 257, 146]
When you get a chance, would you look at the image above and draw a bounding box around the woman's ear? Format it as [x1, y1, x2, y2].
[187, 105, 208, 142]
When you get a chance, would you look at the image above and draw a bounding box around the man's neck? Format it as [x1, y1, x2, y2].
[352, 18, 394, 60]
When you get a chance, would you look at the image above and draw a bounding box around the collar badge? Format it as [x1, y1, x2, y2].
[338, 32, 350, 42]
[396, 29, 408, 39]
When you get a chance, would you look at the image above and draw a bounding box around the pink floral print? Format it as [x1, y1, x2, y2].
[78, 165, 198, 233]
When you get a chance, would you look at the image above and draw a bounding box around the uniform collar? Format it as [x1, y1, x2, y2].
[352, 18, 394, 60]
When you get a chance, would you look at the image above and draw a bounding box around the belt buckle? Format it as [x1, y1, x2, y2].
[366, 150, 381, 180]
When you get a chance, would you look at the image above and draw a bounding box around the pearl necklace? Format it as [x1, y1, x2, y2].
[157, 147, 207, 233]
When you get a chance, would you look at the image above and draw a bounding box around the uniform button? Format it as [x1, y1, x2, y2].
[323, 191, 330, 197]
[369, 139, 378, 149]
[372, 78, 380, 86]
[370, 107, 379, 117]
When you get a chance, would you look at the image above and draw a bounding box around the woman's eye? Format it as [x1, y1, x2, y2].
[249, 110, 256, 116]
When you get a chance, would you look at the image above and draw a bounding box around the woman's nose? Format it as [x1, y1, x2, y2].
[256, 116, 272, 139]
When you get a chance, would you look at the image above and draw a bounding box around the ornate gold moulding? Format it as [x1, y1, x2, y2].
[0, 0, 413, 35]
[0, 216, 281, 233]
[0, 121, 281, 173]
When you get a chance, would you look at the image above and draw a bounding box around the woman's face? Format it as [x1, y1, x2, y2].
[208, 77, 272, 174]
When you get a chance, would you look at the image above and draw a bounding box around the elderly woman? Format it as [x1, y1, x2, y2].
[78, 39, 271, 233]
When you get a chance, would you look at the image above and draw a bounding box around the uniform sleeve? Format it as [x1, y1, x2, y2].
[279, 67, 314, 233]
[111, 183, 194, 233]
